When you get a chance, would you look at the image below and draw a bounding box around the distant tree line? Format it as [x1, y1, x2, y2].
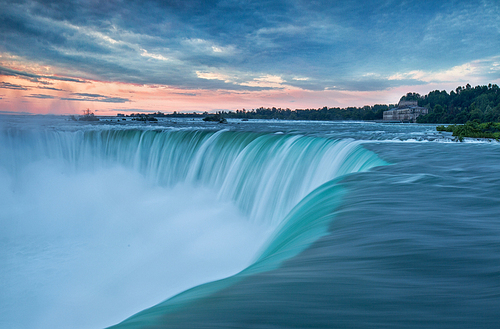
[211, 104, 392, 121]
[149, 105, 393, 121]
[416, 84, 500, 124]
[125, 83, 500, 123]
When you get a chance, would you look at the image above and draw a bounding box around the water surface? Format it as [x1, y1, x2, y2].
[1, 116, 499, 328]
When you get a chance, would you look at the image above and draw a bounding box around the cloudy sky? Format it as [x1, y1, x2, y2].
[1, 0, 499, 115]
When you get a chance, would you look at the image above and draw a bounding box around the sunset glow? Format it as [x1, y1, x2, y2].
[1, 1, 499, 115]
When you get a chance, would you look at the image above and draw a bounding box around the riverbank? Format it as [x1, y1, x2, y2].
[437, 121, 500, 141]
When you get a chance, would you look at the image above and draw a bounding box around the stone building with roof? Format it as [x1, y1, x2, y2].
[383, 100, 428, 123]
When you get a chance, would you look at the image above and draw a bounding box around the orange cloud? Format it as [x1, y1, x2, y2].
[2, 55, 499, 116]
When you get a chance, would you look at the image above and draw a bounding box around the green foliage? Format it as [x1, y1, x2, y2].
[436, 121, 500, 141]
[399, 92, 422, 102]
[203, 113, 227, 123]
[436, 125, 453, 132]
[201, 105, 391, 121]
[418, 84, 500, 124]
[236, 84, 499, 123]
[123, 83, 499, 123]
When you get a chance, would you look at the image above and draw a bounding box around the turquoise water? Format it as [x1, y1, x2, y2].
[1, 116, 499, 328]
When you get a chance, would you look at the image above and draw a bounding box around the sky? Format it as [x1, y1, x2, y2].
[0, 0, 499, 115]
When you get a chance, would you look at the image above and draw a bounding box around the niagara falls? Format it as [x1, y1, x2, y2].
[2, 0, 500, 328]
[1, 116, 500, 328]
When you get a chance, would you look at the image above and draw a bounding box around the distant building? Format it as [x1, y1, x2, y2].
[383, 100, 428, 123]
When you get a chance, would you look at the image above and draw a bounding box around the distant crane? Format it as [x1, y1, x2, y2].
[79, 108, 99, 121]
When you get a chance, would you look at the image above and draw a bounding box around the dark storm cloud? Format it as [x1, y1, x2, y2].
[0, 66, 86, 83]
[173, 92, 198, 96]
[38, 85, 64, 91]
[61, 92, 130, 103]
[25, 93, 56, 99]
[1, 0, 499, 91]
[0, 82, 29, 90]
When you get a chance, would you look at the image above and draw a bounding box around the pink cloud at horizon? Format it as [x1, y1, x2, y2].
[0, 76, 483, 116]
[2, 57, 499, 116]
[0, 75, 381, 115]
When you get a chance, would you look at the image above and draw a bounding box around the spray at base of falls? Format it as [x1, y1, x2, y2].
[0, 127, 386, 329]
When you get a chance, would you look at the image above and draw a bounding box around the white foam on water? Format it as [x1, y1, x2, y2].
[0, 160, 270, 329]
[0, 125, 386, 329]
